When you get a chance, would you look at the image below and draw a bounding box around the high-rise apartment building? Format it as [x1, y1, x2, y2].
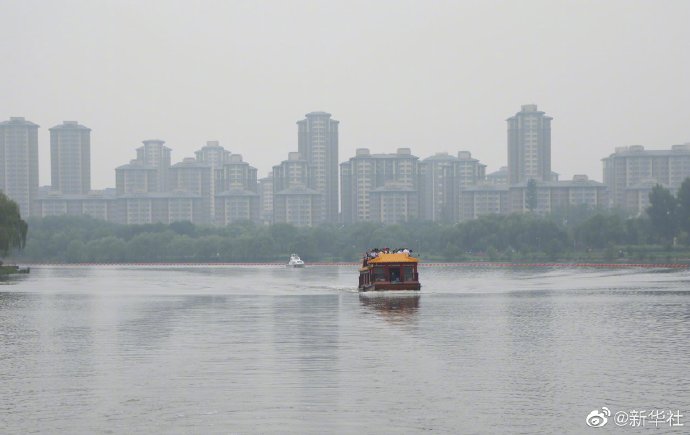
[370, 183, 419, 225]
[195, 141, 231, 168]
[115, 160, 159, 194]
[195, 141, 231, 218]
[136, 139, 171, 192]
[215, 189, 260, 225]
[297, 111, 339, 223]
[258, 175, 274, 225]
[36, 188, 117, 221]
[0, 117, 39, 216]
[459, 185, 510, 221]
[273, 186, 322, 227]
[486, 167, 508, 185]
[220, 154, 258, 192]
[169, 157, 213, 224]
[419, 151, 486, 222]
[508, 176, 607, 215]
[602, 144, 690, 212]
[272, 152, 322, 227]
[215, 154, 259, 225]
[340, 148, 419, 224]
[112, 192, 205, 225]
[50, 121, 91, 194]
[272, 152, 312, 192]
[507, 104, 552, 184]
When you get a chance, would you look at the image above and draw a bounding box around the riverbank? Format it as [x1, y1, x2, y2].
[12, 261, 690, 269]
[10, 244, 690, 268]
[0, 265, 30, 275]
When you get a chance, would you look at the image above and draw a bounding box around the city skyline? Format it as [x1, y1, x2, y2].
[6, 107, 690, 192]
[2, 1, 689, 190]
[4, 104, 679, 227]
[5, 108, 690, 224]
[6, 109, 690, 194]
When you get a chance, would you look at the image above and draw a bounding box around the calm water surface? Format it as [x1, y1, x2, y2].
[1, 265, 690, 434]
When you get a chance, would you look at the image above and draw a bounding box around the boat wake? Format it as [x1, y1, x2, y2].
[358, 290, 422, 297]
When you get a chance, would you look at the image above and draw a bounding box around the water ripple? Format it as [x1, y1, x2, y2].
[1, 266, 689, 433]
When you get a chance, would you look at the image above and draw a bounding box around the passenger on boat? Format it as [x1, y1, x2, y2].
[365, 247, 417, 260]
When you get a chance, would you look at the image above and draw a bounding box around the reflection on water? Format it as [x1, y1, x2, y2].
[1, 265, 690, 433]
[359, 293, 420, 321]
[0, 273, 28, 285]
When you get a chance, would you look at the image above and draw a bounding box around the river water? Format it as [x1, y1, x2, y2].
[1, 265, 689, 434]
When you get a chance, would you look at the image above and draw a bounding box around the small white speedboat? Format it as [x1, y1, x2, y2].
[287, 253, 305, 268]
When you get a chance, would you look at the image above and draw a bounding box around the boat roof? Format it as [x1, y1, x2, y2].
[367, 253, 418, 263]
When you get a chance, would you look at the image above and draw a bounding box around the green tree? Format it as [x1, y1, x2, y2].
[169, 220, 195, 236]
[271, 223, 298, 254]
[647, 184, 678, 243]
[126, 232, 172, 261]
[623, 216, 651, 245]
[194, 235, 224, 261]
[167, 235, 197, 261]
[676, 177, 690, 238]
[65, 240, 86, 263]
[0, 193, 28, 257]
[574, 214, 626, 249]
[86, 236, 127, 262]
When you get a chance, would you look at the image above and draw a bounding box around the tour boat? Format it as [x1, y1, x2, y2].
[287, 253, 305, 268]
[358, 251, 420, 291]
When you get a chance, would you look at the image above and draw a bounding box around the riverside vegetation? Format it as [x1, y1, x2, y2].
[0, 192, 28, 273]
[12, 178, 690, 264]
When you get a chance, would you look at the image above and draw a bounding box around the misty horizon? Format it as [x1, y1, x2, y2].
[3, 0, 689, 189]
[7, 103, 690, 191]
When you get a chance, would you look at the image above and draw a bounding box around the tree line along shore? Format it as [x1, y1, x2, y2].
[3, 180, 690, 265]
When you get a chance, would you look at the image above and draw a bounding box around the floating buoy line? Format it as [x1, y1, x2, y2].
[22, 262, 690, 269]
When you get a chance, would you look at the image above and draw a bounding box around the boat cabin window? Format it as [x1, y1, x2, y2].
[373, 266, 386, 282]
[403, 266, 414, 282]
[390, 267, 401, 283]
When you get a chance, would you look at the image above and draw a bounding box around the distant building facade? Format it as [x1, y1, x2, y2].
[272, 152, 313, 193]
[623, 179, 659, 216]
[195, 141, 231, 219]
[36, 188, 117, 221]
[486, 167, 508, 185]
[116, 160, 159, 194]
[50, 121, 91, 194]
[508, 175, 607, 215]
[273, 186, 323, 227]
[369, 183, 419, 225]
[111, 192, 205, 225]
[507, 104, 553, 184]
[272, 152, 322, 227]
[603, 144, 690, 212]
[297, 112, 339, 223]
[220, 154, 257, 192]
[258, 175, 273, 225]
[215, 154, 259, 225]
[136, 139, 171, 192]
[215, 189, 260, 225]
[340, 148, 419, 224]
[109, 141, 260, 226]
[23, 109, 629, 227]
[419, 151, 486, 222]
[459, 185, 511, 220]
[169, 158, 213, 224]
[0, 117, 39, 216]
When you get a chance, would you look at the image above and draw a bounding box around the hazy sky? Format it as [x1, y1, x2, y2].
[2, 0, 689, 188]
